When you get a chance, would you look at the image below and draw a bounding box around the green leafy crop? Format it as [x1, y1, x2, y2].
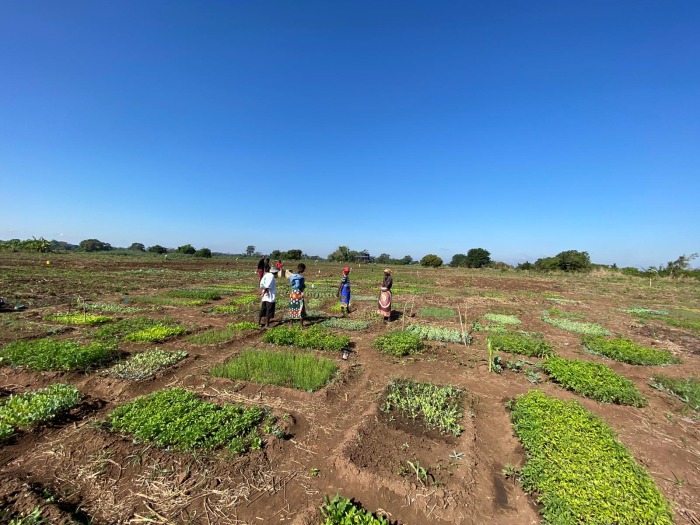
[487, 332, 553, 358]
[381, 378, 463, 436]
[43, 313, 114, 325]
[108, 388, 265, 453]
[372, 330, 424, 356]
[263, 325, 349, 352]
[321, 494, 389, 525]
[105, 349, 188, 380]
[0, 338, 115, 371]
[541, 315, 610, 336]
[582, 335, 681, 366]
[510, 390, 673, 524]
[321, 318, 372, 331]
[543, 356, 647, 407]
[406, 324, 468, 344]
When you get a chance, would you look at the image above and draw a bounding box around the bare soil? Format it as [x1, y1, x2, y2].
[1, 255, 698, 524]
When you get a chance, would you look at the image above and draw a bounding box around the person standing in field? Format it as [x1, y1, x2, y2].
[378, 268, 393, 322]
[257, 255, 266, 282]
[258, 266, 278, 328]
[288, 263, 307, 327]
[275, 259, 284, 278]
[336, 266, 351, 316]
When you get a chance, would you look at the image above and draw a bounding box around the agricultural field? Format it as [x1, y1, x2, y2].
[0, 252, 699, 524]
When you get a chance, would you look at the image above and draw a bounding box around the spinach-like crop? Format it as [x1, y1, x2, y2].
[583, 335, 680, 366]
[372, 330, 424, 356]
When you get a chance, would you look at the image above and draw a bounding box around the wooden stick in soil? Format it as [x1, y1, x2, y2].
[457, 307, 468, 350]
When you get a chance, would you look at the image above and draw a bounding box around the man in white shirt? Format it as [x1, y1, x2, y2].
[258, 266, 278, 328]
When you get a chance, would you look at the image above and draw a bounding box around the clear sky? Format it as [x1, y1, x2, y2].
[1, 1, 698, 268]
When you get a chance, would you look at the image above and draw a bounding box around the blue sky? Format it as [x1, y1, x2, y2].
[1, 1, 698, 268]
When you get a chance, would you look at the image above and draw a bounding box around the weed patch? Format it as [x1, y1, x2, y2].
[650, 375, 699, 411]
[0, 338, 115, 371]
[211, 349, 338, 392]
[543, 356, 646, 406]
[510, 390, 673, 524]
[582, 335, 681, 366]
[107, 388, 266, 453]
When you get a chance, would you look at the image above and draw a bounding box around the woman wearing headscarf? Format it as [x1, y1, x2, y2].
[288, 263, 307, 327]
[377, 268, 393, 321]
[336, 267, 351, 316]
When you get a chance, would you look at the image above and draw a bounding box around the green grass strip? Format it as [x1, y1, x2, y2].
[263, 325, 349, 351]
[0, 384, 82, 440]
[372, 330, 424, 357]
[541, 315, 610, 336]
[0, 338, 115, 371]
[44, 313, 114, 325]
[543, 356, 647, 407]
[108, 388, 265, 453]
[211, 349, 338, 392]
[105, 349, 188, 380]
[488, 332, 553, 358]
[583, 335, 681, 366]
[381, 378, 463, 436]
[321, 494, 389, 525]
[510, 390, 673, 524]
[650, 375, 699, 411]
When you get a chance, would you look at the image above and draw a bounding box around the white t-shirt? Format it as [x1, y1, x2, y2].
[259, 272, 277, 302]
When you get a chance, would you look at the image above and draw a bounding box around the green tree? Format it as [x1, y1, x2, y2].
[400, 255, 413, 265]
[148, 245, 167, 254]
[556, 250, 591, 272]
[286, 249, 303, 260]
[375, 253, 392, 264]
[534, 256, 560, 271]
[450, 254, 469, 267]
[420, 254, 443, 267]
[246, 245, 256, 257]
[129, 243, 146, 252]
[328, 246, 352, 262]
[177, 244, 196, 254]
[465, 248, 491, 268]
[194, 248, 212, 258]
[665, 253, 698, 277]
[78, 239, 112, 252]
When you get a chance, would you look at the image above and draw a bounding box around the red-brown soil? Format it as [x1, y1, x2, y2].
[1, 255, 698, 524]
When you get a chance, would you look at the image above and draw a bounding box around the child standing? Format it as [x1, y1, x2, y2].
[337, 267, 351, 315]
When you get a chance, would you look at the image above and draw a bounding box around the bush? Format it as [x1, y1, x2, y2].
[194, 248, 212, 258]
[420, 254, 443, 267]
[582, 335, 681, 366]
[372, 330, 424, 356]
[488, 332, 553, 358]
[0, 338, 115, 371]
[108, 388, 265, 453]
[510, 390, 673, 524]
[543, 356, 647, 406]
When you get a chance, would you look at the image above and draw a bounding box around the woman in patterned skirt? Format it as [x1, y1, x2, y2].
[288, 263, 307, 326]
[336, 266, 351, 315]
[377, 268, 393, 322]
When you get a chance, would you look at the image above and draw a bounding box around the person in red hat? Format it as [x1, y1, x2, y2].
[336, 266, 351, 316]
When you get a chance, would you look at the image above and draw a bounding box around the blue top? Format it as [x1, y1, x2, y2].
[289, 273, 306, 291]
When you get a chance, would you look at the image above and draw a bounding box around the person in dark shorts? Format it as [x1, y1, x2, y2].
[258, 266, 278, 328]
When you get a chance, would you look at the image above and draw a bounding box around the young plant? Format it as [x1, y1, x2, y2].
[321, 318, 372, 331]
[510, 390, 673, 524]
[543, 356, 647, 407]
[488, 332, 553, 358]
[105, 349, 188, 380]
[123, 324, 187, 343]
[406, 324, 468, 344]
[320, 494, 389, 525]
[263, 325, 350, 352]
[483, 313, 521, 325]
[0, 338, 115, 371]
[541, 315, 610, 336]
[582, 335, 680, 366]
[381, 378, 463, 436]
[187, 321, 259, 344]
[44, 313, 114, 325]
[211, 349, 338, 392]
[372, 330, 424, 357]
[649, 375, 699, 411]
[108, 387, 265, 453]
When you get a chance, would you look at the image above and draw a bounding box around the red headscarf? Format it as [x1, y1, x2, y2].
[342, 267, 350, 275]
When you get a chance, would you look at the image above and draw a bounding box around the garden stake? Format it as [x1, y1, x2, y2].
[457, 307, 468, 349]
